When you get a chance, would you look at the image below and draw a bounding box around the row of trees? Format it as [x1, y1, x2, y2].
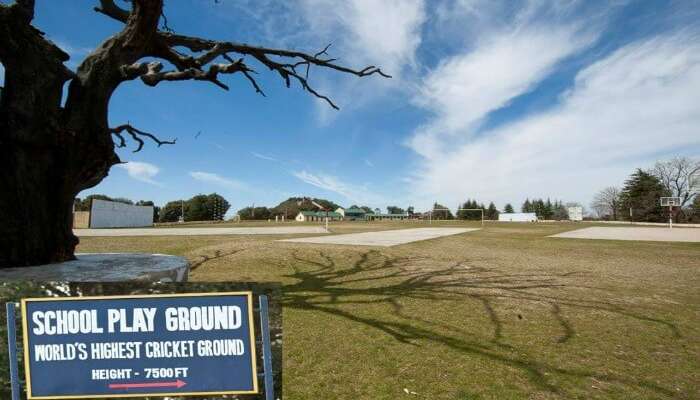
[521, 199, 570, 220]
[386, 206, 406, 214]
[75, 193, 231, 223]
[591, 157, 699, 222]
[455, 200, 499, 220]
[160, 194, 230, 223]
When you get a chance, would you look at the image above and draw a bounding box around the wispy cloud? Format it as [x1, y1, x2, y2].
[116, 161, 162, 186]
[411, 31, 700, 208]
[205, 0, 426, 125]
[210, 142, 226, 151]
[251, 152, 279, 162]
[408, 7, 600, 158]
[300, 0, 427, 123]
[301, 0, 426, 76]
[364, 159, 374, 167]
[189, 171, 248, 191]
[292, 170, 384, 205]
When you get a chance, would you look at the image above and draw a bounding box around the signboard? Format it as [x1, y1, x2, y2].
[20, 292, 258, 399]
[89, 199, 154, 228]
[660, 197, 681, 206]
[567, 206, 583, 221]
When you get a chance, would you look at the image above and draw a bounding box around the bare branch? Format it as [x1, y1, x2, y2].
[120, 58, 254, 91]
[162, 34, 390, 78]
[111, 129, 126, 148]
[93, 4, 390, 109]
[154, 35, 390, 109]
[160, 8, 173, 33]
[109, 124, 176, 152]
[93, 0, 129, 23]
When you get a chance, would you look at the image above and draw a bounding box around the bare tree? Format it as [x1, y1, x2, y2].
[651, 157, 700, 208]
[0, 0, 389, 267]
[591, 187, 620, 220]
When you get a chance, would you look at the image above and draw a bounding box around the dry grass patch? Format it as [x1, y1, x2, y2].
[77, 221, 700, 399]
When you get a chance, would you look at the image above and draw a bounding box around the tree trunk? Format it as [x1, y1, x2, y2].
[0, 143, 79, 267]
[0, 3, 117, 267]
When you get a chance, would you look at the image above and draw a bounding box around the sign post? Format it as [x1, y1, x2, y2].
[6, 302, 21, 400]
[259, 295, 275, 400]
[6, 292, 275, 399]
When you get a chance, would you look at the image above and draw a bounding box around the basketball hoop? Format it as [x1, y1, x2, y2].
[660, 197, 681, 207]
[660, 197, 681, 229]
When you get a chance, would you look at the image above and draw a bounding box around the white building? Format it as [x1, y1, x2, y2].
[498, 212, 537, 222]
[295, 211, 343, 222]
[567, 206, 583, 221]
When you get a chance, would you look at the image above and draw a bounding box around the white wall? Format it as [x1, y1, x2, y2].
[90, 199, 153, 228]
[498, 213, 537, 222]
[567, 207, 583, 221]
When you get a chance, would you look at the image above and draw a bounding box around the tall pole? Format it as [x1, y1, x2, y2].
[669, 205, 673, 229]
[6, 303, 21, 400]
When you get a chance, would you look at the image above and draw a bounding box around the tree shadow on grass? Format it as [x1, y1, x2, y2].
[273, 249, 681, 397]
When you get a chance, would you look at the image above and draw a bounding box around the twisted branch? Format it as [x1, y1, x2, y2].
[109, 124, 176, 152]
[95, 1, 391, 109]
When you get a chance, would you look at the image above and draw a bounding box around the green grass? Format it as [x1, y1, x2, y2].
[77, 221, 700, 399]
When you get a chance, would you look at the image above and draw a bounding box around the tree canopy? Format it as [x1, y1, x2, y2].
[387, 206, 406, 214]
[619, 169, 669, 222]
[159, 193, 230, 222]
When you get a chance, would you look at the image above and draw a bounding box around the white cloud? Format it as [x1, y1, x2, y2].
[189, 171, 248, 191]
[411, 32, 700, 209]
[298, 0, 426, 123]
[293, 170, 384, 205]
[116, 161, 162, 186]
[408, 21, 596, 158]
[364, 159, 374, 167]
[211, 0, 425, 122]
[251, 152, 279, 162]
[301, 0, 425, 75]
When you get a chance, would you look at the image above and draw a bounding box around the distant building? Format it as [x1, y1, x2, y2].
[295, 211, 343, 222]
[498, 212, 537, 222]
[338, 207, 371, 221]
[297, 206, 408, 222]
[367, 213, 409, 221]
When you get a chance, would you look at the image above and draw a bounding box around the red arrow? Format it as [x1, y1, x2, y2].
[109, 379, 186, 390]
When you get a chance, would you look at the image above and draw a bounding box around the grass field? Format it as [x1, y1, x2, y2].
[77, 221, 700, 399]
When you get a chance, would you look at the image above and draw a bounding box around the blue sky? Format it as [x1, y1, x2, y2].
[2, 0, 699, 215]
